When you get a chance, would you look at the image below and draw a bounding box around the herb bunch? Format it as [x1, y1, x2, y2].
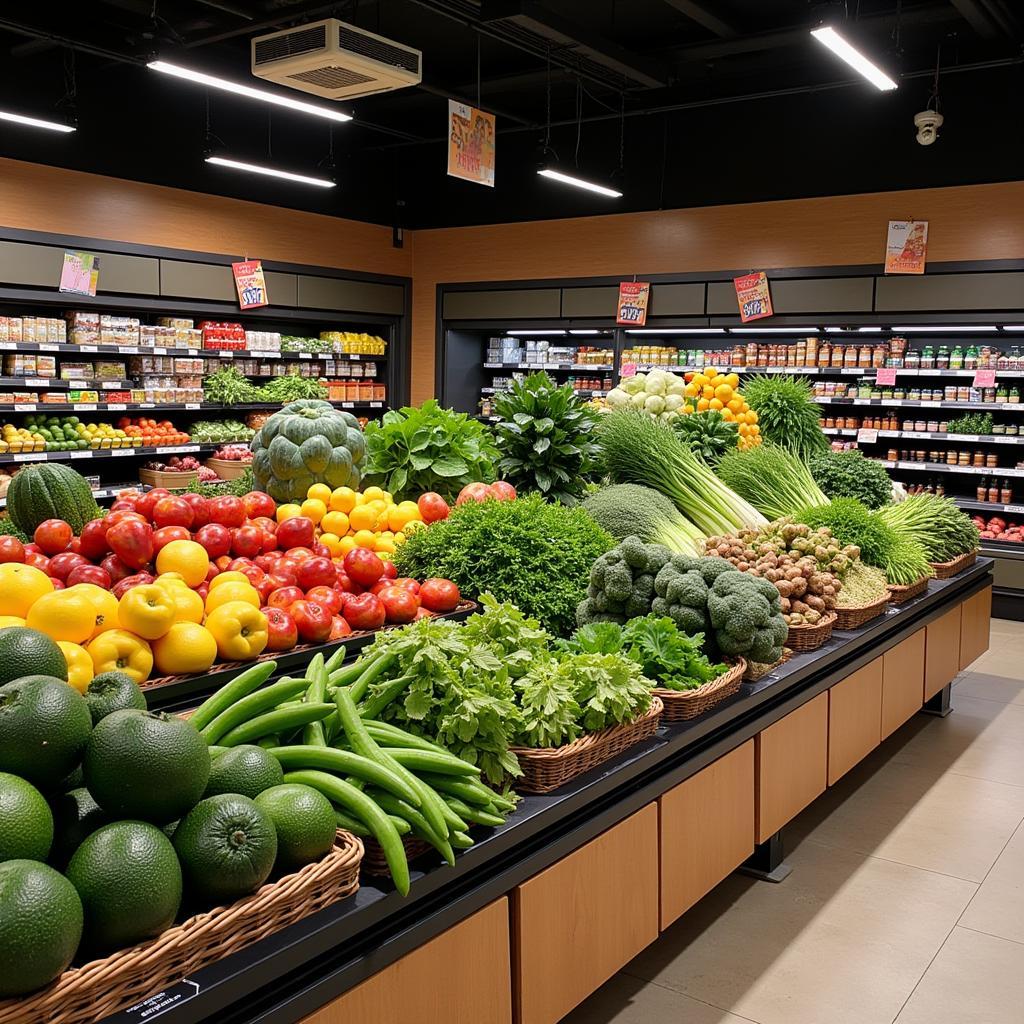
[739, 375, 830, 458]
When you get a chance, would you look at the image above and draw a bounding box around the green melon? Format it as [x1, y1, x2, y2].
[6, 464, 98, 536]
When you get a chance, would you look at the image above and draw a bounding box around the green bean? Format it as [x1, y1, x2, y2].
[301, 653, 329, 747]
[449, 831, 474, 850]
[443, 796, 506, 828]
[348, 653, 397, 704]
[199, 678, 310, 744]
[369, 789, 455, 867]
[334, 809, 411, 837]
[363, 721, 450, 754]
[380, 747, 481, 777]
[324, 646, 352, 674]
[417, 773, 498, 808]
[218, 703, 335, 747]
[188, 661, 277, 732]
[256, 735, 280, 750]
[267, 746, 420, 805]
[357, 675, 412, 720]
[284, 769, 409, 895]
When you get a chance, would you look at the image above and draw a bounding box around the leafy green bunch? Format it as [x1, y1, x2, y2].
[492, 371, 602, 504]
[808, 449, 893, 509]
[739, 375, 830, 458]
[362, 399, 499, 502]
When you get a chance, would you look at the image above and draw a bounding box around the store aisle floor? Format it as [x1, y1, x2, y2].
[562, 618, 1024, 1024]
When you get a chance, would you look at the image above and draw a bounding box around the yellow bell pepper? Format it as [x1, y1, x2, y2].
[204, 601, 268, 661]
[57, 641, 95, 694]
[118, 584, 177, 640]
[86, 629, 154, 684]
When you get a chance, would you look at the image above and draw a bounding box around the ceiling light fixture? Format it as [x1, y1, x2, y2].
[891, 325, 997, 332]
[858, 326, 884, 332]
[810, 26, 898, 91]
[0, 109, 75, 133]
[506, 329, 566, 335]
[149, 60, 352, 122]
[626, 328, 726, 335]
[537, 167, 622, 198]
[728, 327, 822, 334]
[205, 155, 335, 188]
[568, 329, 603, 335]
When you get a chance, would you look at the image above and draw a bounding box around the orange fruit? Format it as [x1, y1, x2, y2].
[352, 529, 378, 549]
[0, 563, 54, 617]
[276, 503, 302, 523]
[348, 504, 377, 532]
[307, 483, 332, 504]
[300, 498, 327, 525]
[204, 581, 260, 613]
[208, 571, 251, 590]
[151, 622, 218, 675]
[66, 583, 120, 638]
[330, 487, 357, 513]
[27, 589, 96, 644]
[156, 539, 210, 588]
[321, 511, 350, 536]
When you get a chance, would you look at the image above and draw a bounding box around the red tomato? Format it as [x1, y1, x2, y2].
[419, 578, 461, 613]
[268, 586, 304, 611]
[329, 615, 353, 640]
[78, 519, 111, 562]
[254, 553, 279, 573]
[194, 523, 232, 559]
[181, 493, 211, 529]
[263, 607, 298, 651]
[46, 551, 89, 581]
[413, 607, 436, 620]
[296, 556, 336, 590]
[112, 492, 140, 508]
[104, 510, 146, 530]
[289, 599, 333, 643]
[343, 592, 386, 631]
[231, 525, 264, 559]
[112, 572, 154, 600]
[67, 538, 83, 555]
[242, 491, 276, 520]
[381, 560, 398, 580]
[135, 488, 171, 522]
[34, 519, 73, 556]
[237, 564, 266, 587]
[153, 525, 191, 554]
[334, 572, 355, 593]
[378, 585, 420, 624]
[417, 492, 451, 523]
[343, 548, 385, 587]
[66, 564, 112, 590]
[390, 578, 421, 594]
[276, 517, 315, 551]
[255, 575, 278, 605]
[312, 542, 331, 559]
[456, 482, 491, 506]
[305, 585, 343, 615]
[265, 569, 297, 591]
[100, 553, 134, 584]
[249, 516, 276, 534]
[259, 529, 279, 554]
[282, 546, 313, 564]
[23, 543, 41, 555]
[209, 495, 246, 529]
[488, 481, 517, 501]
[152, 496, 194, 530]
[24, 551, 50, 573]
[0, 536, 25, 563]
[107, 519, 155, 570]
[108, 500, 137, 514]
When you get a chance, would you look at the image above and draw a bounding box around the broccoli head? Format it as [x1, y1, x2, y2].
[706, 570, 788, 664]
[619, 535, 672, 575]
[697, 557, 738, 586]
[576, 537, 669, 627]
[650, 564, 710, 637]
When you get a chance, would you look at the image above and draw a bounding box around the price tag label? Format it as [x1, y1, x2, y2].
[139, 403, 155, 408]
[25, 378, 47, 387]
[340, 402, 353, 408]
[80, 345, 98, 352]
[77, 404, 96, 411]
[68, 380, 88, 388]
[156, 445, 179, 454]
[974, 368, 997, 387]
[101, 382, 120, 389]
[264, 352, 281, 359]
[111, 449, 129, 457]
[299, 353, 312, 360]
[620, 362, 637, 379]
[921, 400, 942, 407]
[348, 353, 360, 360]
[184, 403, 200, 410]
[853, 398, 870, 405]
[12, 453, 35, 462]
[39, 344, 58, 352]
[107, 403, 126, 411]
[117, 979, 201, 1021]
[123, 346, 139, 354]
[18, 404, 37, 412]
[875, 367, 898, 385]
[919, 369, 942, 376]
[856, 428, 879, 444]
[0, 342, 14, 350]
[153, 347, 167, 355]
[1004, 504, 1024, 514]
[369, 401, 383, 408]
[70, 451, 91, 459]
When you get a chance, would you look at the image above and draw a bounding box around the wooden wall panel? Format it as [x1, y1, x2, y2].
[881, 631, 926, 739]
[660, 741, 754, 930]
[514, 805, 659, 1024]
[925, 604, 963, 700]
[828, 659, 883, 785]
[959, 586, 993, 670]
[300, 899, 511, 1024]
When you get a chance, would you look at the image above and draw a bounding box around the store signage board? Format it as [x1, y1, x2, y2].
[876, 367, 898, 385]
[857, 428, 879, 444]
[974, 369, 997, 387]
[733, 272, 773, 322]
[59, 250, 100, 296]
[231, 260, 269, 310]
[884, 220, 928, 275]
[111, 979, 201, 1022]
[615, 282, 650, 326]
[620, 362, 638, 378]
[447, 99, 496, 187]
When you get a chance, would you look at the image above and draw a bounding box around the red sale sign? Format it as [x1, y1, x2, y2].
[616, 281, 650, 326]
[734, 272, 773, 323]
[231, 260, 269, 310]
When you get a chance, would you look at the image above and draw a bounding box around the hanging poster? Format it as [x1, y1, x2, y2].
[231, 260, 269, 310]
[885, 220, 928, 274]
[59, 250, 100, 297]
[734, 272, 773, 323]
[616, 281, 650, 326]
[447, 99, 496, 187]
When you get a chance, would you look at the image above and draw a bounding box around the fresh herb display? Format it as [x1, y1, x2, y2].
[716, 443, 829, 519]
[672, 409, 739, 465]
[188, 419, 255, 443]
[877, 494, 980, 563]
[202, 366, 265, 405]
[261, 375, 328, 403]
[394, 494, 614, 635]
[183, 467, 255, 497]
[808, 449, 893, 509]
[362, 399, 499, 502]
[598, 409, 767, 536]
[739, 375, 830, 458]
[836, 561, 889, 607]
[945, 411, 993, 435]
[491, 371, 601, 504]
[582, 483, 705, 554]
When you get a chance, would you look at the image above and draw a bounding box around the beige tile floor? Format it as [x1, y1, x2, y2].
[563, 617, 1024, 1024]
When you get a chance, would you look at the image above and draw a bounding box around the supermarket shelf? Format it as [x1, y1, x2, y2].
[483, 362, 613, 371]
[0, 377, 135, 389]
[0, 442, 220, 465]
[656, 364, 1018, 378]
[0, 482, 139, 508]
[824, 427, 1024, 444]
[892, 460, 1024, 477]
[0, 341, 385, 361]
[480, 386, 608, 397]
[0, 400, 385, 414]
[955, 497, 1024, 515]
[813, 397, 1024, 411]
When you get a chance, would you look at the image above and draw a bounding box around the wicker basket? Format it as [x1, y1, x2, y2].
[654, 660, 746, 722]
[834, 592, 890, 630]
[138, 467, 197, 489]
[786, 611, 837, 652]
[510, 696, 664, 795]
[887, 575, 931, 605]
[930, 549, 978, 579]
[360, 835, 434, 878]
[743, 648, 793, 682]
[204, 456, 251, 481]
[0, 831, 363, 1024]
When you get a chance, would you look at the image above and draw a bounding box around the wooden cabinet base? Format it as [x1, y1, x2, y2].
[828, 659, 883, 785]
[959, 585, 992, 671]
[513, 805, 659, 1024]
[300, 899, 512, 1024]
[925, 605, 963, 700]
[882, 631, 926, 739]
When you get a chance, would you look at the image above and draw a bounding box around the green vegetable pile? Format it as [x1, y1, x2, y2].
[739, 375, 830, 458]
[808, 449, 893, 509]
[945, 411, 993, 435]
[577, 536, 672, 625]
[582, 483, 704, 554]
[203, 367, 327, 406]
[716, 443, 828, 519]
[877, 494, 980, 563]
[394, 494, 614, 636]
[182, 467, 254, 497]
[362, 399, 499, 502]
[189, 419, 254, 443]
[672, 409, 739, 465]
[836, 561, 889, 607]
[491, 371, 602, 504]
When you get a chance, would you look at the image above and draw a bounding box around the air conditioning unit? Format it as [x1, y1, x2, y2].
[251, 18, 422, 100]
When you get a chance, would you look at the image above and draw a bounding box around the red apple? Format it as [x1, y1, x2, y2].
[181, 493, 211, 528]
[47, 551, 89, 581]
[78, 519, 111, 562]
[153, 525, 191, 554]
[242, 491, 276, 519]
[305, 585, 343, 615]
[209, 495, 246, 529]
[24, 551, 50, 573]
[343, 592, 386, 631]
[419, 578, 461, 613]
[456, 482, 491, 505]
[289, 599, 333, 643]
[329, 615, 353, 640]
[152, 496, 194, 530]
[194, 523, 232, 560]
[66, 564, 112, 590]
[268, 585, 304, 611]
[343, 548, 385, 587]
[276, 517, 315, 551]
[135, 488, 171, 522]
[112, 572, 154, 600]
[34, 519, 73, 556]
[231, 525, 263, 559]
[100, 553, 134, 584]
[378, 585, 420, 624]
[0, 536, 25, 563]
[107, 519, 155, 570]
[297, 556, 336, 590]
[263, 606, 298, 651]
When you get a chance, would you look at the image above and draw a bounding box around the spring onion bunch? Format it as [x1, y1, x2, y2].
[716, 443, 829, 520]
[597, 409, 767, 536]
[877, 494, 980, 562]
[740, 375, 830, 458]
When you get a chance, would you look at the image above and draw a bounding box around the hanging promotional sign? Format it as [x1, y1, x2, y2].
[734, 272, 773, 323]
[447, 100, 496, 187]
[885, 220, 928, 274]
[59, 250, 100, 297]
[615, 281, 650, 326]
[231, 260, 269, 310]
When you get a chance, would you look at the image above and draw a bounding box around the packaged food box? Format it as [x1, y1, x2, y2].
[36, 356, 56, 377]
[6, 318, 23, 343]
[93, 361, 127, 379]
[59, 363, 93, 380]
[103, 390, 131, 402]
[47, 319, 65, 344]
[67, 390, 100, 404]
[157, 317, 194, 330]
[12, 392, 37, 404]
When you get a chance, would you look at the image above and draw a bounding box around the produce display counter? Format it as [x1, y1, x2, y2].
[99, 561, 992, 1024]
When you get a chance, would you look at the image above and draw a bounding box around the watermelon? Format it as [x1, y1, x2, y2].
[6, 464, 98, 536]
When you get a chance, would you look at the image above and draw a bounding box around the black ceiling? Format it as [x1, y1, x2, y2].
[0, 1, 1021, 231]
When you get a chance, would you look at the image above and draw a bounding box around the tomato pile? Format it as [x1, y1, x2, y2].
[972, 515, 1024, 543]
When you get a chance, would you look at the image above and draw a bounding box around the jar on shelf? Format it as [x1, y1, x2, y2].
[920, 346, 935, 369]
[946, 451, 958, 465]
[950, 346, 964, 369]
[936, 346, 950, 370]
[887, 448, 899, 461]
[987, 453, 998, 468]
[927, 420, 940, 432]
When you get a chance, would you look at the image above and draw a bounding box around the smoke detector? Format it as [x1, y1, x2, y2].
[251, 18, 421, 101]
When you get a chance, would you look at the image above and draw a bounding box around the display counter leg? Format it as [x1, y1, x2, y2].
[738, 831, 792, 883]
[923, 682, 952, 717]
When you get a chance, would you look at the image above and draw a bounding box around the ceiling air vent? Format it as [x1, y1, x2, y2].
[251, 18, 422, 100]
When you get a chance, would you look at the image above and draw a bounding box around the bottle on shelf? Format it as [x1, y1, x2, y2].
[978, 477, 988, 502]
[1002, 480, 1013, 504]
[989, 479, 1001, 503]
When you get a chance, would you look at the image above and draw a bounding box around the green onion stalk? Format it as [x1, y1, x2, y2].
[876, 494, 980, 563]
[597, 410, 767, 536]
[715, 443, 829, 521]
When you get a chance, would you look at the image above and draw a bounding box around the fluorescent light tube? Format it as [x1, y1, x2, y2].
[1002, 326, 1024, 331]
[810, 26, 898, 91]
[858, 326, 883, 332]
[505, 329, 566, 335]
[205, 156, 335, 188]
[626, 328, 726, 335]
[729, 327, 822, 334]
[150, 60, 352, 122]
[0, 109, 74, 133]
[538, 168, 622, 198]
[568, 330, 603, 335]
[891, 325, 997, 332]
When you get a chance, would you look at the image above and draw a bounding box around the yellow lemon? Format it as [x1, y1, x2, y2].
[330, 487, 357, 513]
[321, 510, 350, 536]
[307, 483, 332, 504]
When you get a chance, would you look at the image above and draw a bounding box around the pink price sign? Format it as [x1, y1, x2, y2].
[973, 369, 996, 388]
[619, 362, 637, 378]
[875, 367, 897, 386]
